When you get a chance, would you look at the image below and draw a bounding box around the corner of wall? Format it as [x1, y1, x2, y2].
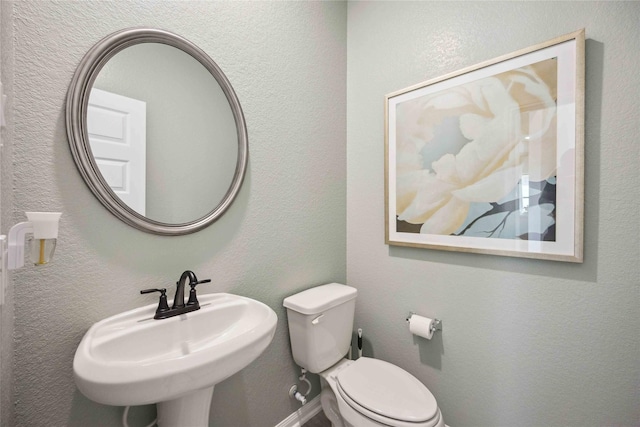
[0, 0, 16, 425]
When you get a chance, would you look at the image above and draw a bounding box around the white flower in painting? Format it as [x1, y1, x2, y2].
[396, 61, 557, 235]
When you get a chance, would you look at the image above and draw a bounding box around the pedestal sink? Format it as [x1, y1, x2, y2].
[73, 293, 277, 427]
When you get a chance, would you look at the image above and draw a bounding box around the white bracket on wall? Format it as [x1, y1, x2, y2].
[7, 221, 34, 270]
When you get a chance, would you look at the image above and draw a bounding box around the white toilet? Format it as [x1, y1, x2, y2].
[284, 283, 445, 427]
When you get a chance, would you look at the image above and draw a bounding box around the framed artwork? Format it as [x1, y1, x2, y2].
[385, 29, 584, 262]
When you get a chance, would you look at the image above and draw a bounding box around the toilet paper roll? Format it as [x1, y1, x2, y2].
[409, 314, 435, 340]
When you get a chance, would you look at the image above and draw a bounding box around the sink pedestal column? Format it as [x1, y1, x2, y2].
[156, 386, 215, 427]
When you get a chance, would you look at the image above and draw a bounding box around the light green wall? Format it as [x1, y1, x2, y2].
[346, 2, 639, 426]
[5, 1, 346, 426]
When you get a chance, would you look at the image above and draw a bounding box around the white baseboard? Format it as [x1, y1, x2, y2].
[275, 395, 322, 427]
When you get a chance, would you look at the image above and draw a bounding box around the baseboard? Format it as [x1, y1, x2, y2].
[275, 395, 322, 427]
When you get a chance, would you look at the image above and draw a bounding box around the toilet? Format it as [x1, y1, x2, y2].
[284, 283, 445, 427]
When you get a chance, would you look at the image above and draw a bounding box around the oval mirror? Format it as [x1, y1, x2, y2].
[66, 28, 248, 235]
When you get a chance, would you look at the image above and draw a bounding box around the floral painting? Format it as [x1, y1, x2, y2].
[385, 30, 584, 261]
[395, 58, 558, 241]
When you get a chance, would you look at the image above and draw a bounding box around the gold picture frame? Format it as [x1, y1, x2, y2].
[385, 29, 584, 262]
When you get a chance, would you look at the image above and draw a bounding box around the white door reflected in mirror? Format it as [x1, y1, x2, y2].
[88, 88, 147, 215]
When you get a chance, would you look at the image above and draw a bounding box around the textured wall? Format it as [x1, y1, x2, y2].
[7, 1, 346, 426]
[0, 1, 15, 425]
[347, 2, 639, 427]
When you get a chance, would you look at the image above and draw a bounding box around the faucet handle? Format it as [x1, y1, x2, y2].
[140, 288, 170, 315]
[140, 288, 166, 294]
[186, 278, 210, 307]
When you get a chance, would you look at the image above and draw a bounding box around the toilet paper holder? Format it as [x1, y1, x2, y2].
[406, 312, 442, 333]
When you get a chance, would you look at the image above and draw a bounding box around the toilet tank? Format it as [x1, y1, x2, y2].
[283, 283, 357, 373]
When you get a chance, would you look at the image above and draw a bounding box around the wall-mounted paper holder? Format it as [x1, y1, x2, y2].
[406, 312, 442, 333]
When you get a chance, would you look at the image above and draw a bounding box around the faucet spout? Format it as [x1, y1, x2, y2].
[173, 270, 197, 309]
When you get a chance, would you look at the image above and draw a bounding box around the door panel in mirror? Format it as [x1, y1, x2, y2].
[88, 88, 147, 215]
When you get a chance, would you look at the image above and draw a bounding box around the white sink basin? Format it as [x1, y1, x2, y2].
[73, 293, 277, 407]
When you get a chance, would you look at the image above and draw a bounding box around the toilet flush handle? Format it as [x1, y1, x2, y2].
[311, 314, 324, 325]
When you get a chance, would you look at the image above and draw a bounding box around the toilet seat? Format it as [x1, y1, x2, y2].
[336, 357, 441, 427]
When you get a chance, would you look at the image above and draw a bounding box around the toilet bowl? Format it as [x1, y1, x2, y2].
[283, 283, 445, 427]
[321, 358, 444, 427]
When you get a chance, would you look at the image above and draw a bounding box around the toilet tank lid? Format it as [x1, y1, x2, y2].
[283, 283, 357, 315]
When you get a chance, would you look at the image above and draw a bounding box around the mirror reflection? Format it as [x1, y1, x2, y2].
[88, 43, 238, 224]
